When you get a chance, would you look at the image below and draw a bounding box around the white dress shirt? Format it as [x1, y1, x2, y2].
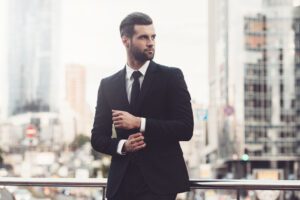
[117, 61, 150, 155]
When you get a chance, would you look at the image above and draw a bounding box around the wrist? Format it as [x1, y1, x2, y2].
[135, 117, 141, 129]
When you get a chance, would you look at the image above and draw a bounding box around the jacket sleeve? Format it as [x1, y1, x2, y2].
[144, 68, 194, 142]
[91, 79, 120, 156]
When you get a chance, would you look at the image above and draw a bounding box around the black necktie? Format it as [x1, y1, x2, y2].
[130, 71, 142, 111]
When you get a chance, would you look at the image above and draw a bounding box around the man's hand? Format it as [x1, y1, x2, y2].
[123, 133, 146, 153]
[112, 110, 141, 130]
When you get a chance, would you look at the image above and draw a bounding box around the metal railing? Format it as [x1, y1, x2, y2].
[1, 178, 300, 199]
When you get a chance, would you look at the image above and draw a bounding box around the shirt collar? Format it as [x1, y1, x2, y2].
[126, 60, 150, 80]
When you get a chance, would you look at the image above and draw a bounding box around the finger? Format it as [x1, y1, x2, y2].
[133, 143, 146, 151]
[128, 133, 142, 139]
[113, 120, 122, 125]
[129, 140, 144, 148]
[112, 116, 122, 121]
[114, 122, 124, 127]
[128, 135, 143, 141]
[132, 139, 144, 145]
[128, 140, 145, 152]
[112, 111, 122, 117]
[129, 133, 143, 139]
[131, 136, 144, 143]
[112, 110, 126, 115]
[114, 124, 125, 128]
[113, 123, 120, 128]
[132, 140, 145, 147]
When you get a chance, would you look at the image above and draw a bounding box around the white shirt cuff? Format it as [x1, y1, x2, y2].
[140, 118, 146, 132]
[117, 139, 127, 155]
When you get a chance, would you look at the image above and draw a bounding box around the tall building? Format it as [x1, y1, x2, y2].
[181, 103, 210, 178]
[245, 0, 296, 157]
[209, 0, 299, 179]
[64, 64, 93, 138]
[294, 6, 300, 179]
[7, 0, 61, 116]
[208, 0, 261, 177]
[207, 0, 229, 166]
[65, 64, 86, 115]
[0, 0, 8, 120]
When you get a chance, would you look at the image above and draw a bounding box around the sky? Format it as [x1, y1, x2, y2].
[0, 0, 208, 116]
[0, 0, 8, 118]
[61, 0, 209, 108]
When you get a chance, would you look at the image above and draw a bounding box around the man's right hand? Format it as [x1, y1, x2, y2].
[123, 133, 146, 153]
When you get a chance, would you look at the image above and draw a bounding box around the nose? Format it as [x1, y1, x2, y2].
[147, 38, 155, 47]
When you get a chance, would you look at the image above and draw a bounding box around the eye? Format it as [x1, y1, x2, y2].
[139, 35, 148, 40]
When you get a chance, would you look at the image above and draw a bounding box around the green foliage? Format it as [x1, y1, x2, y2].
[91, 148, 102, 160]
[101, 163, 110, 178]
[0, 148, 3, 165]
[70, 134, 90, 150]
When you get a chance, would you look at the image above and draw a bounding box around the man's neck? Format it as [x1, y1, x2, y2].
[127, 60, 146, 70]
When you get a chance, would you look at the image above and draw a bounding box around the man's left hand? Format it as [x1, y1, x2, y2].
[112, 110, 141, 130]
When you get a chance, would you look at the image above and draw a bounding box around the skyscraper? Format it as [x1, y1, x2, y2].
[244, 0, 295, 157]
[7, 0, 61, 116]
[207, 0, 230, 165]
[0, 0, 8, 120]
[294, 5, 300, 169]
[208, 0, 262, 175]
[64, 64, 93, 138]
[209, 0, 299, 178]
[65, 64, 86, 115]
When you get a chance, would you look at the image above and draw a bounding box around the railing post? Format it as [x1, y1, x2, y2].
[236, 189, 240, 200]
[102, 186, 106, 200]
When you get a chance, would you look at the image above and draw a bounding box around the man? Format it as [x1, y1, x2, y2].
[91, 12, 193, 200]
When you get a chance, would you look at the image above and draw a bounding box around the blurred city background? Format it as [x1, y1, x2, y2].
[0, 0, 300, 199]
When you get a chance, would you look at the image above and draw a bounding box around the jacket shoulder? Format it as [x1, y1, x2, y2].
[100, 68, 124, 85]
[154, 61, 180, 71]
[154, 63, 183, 78]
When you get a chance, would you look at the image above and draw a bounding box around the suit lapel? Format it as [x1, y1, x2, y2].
[114, 67, 130, 111]
[136, 61, 157, 112]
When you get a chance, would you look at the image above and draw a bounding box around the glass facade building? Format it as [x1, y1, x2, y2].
[7, 0, 60, 116]
[209, 0, 300, 178]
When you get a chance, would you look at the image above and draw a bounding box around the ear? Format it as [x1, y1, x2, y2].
[121, 35, 130, 48]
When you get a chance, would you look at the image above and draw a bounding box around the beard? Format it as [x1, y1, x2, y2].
[129, 44, 155, 63]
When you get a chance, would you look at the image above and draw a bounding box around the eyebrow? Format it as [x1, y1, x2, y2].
[138, 34, 156, 38]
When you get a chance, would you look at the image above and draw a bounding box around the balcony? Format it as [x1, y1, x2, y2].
[1, 178, 300, 199]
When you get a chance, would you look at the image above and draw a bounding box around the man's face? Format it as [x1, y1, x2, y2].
[125, 24, 156, 62]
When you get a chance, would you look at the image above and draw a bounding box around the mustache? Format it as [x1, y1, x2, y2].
[144, 48, 155, 52]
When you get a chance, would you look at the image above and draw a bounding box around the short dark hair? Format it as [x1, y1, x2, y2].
[119, 12, 153, 37]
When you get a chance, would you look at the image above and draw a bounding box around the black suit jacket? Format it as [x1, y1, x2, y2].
[91, 61, 194, 198]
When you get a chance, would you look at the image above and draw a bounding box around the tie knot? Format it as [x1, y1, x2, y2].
[132, 71, 142, 80]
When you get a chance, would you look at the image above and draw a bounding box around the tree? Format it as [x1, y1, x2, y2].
[70, 134, 90, 150]
[0, 148, 3, 166]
